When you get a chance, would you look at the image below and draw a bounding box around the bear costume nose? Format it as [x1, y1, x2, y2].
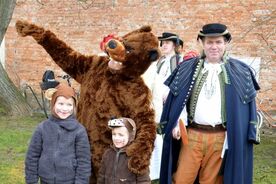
[108, 40, 117, 49]
[105, 39, 126, 62]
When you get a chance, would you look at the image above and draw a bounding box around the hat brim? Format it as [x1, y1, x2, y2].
[40, 81, 60, 90]
[158, 36, 184, 46]
[197, 30, 232, 42]
[158, 35, 179, 41]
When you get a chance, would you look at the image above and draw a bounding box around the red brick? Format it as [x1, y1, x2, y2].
[3, 0, 275, 112]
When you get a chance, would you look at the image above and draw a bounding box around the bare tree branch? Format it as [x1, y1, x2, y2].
[257, 33, 276, 54]
[35, 0, 45, 6]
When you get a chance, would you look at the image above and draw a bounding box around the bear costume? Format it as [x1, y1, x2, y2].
[16, 20, 160, 181]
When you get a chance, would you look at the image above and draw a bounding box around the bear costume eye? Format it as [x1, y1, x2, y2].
[125, 45, 134, 53]
[122, 40, 134, 53]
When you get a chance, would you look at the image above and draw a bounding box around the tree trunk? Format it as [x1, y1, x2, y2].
[0, 0, 16, 43]
[0, 0, 32, 116]
[0, 63, 32, 116]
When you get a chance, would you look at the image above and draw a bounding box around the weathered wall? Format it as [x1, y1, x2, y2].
[4, 0, 275, 111]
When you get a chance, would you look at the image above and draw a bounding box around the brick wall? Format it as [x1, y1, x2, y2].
[4, 0, 275, 111]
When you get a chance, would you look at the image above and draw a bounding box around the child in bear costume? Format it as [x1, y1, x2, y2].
[16, 20, 160, 182]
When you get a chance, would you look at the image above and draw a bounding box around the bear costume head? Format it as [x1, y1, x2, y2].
[101, 26, 160, 78]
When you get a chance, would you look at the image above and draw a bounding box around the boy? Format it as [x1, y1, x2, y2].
[97, 117, 150, 184]
[25, 83, 91, 184]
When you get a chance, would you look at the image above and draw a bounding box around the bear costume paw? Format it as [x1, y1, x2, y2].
[126, 143, 151, 175]
[16, 20, 45, 41]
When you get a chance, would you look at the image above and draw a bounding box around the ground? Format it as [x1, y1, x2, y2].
[0, 111, 275, 184]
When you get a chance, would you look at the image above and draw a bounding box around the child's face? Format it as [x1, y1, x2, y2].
[112, 126, 129, 148]
[54, 96, 74, 119]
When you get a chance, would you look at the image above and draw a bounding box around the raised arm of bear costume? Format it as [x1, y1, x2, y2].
[16, 20, 160, 179]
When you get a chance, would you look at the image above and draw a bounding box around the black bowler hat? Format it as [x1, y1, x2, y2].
[197, 23, 232, 42]
[158, 32, 183, 47]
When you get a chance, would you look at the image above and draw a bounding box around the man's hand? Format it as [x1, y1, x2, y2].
[172, 123, 181, 140]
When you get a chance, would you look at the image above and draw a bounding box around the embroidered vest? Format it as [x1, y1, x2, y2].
[187, 60, 227, 126]
[156, 54, 181, 74]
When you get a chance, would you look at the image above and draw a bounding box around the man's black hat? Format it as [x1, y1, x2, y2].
[40, 70, 60, 90]
[158, 32, 183, 47]
[197, 23, 232, 42]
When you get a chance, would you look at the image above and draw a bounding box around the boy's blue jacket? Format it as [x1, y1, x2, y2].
[25, 115, 91, 184]
[159, 57, 260, 184]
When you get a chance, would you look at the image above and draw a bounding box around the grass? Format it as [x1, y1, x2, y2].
[253, 131, 276, 184]
[0, 114, 45, 184]
[0, 113, 275, 184]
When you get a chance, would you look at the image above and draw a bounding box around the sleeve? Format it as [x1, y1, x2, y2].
[97, 150, 107, 184]
[247, 98, 261, 144]
[152, 76, 167, 123]
[143, 63, 163, 123]
[178, 106, 188, 126]
[75, 127, 92, 184]
[25, 125, 43, 184]
[142, 62, 158, 90]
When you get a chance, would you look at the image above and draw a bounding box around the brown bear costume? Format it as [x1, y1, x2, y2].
[16, 20, 160, 182]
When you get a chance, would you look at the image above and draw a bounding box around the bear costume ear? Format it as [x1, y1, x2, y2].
[148, 49, 159, 61]
[44, 88, 58, 100]
[139, 25, 152, 32]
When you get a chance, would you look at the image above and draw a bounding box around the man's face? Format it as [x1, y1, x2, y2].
[112, 126, 129, 148]
[161, 40, 175, 56]
[202, 36, 227, 63]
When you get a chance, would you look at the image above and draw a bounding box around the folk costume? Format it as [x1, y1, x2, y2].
[144, 32, 184, 180]
[159, 24, 260, 184]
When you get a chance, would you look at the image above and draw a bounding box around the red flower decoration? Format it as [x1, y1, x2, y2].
[183, 51, 199, 61]
[100, 34, 118, 51]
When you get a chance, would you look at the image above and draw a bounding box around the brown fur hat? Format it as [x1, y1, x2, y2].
[45, 83, 77, 117]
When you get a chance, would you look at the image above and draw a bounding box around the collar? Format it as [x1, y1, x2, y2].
[202, 61, 223, 74]
[49, 115, 79, 130]
[159, 53, 176, 62]
[165, 56, 260, 104]
[164, 57, 201, 96]
[165, 53, 176, 59]
[110, 144, 127, 153]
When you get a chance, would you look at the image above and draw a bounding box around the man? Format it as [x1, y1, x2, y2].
[159, 23, 260, 184]
[143, 32, 184, 180]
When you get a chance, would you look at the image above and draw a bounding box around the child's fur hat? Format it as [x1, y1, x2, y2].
[45, 83, 77, 117]
[108, 117, 137, 143]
